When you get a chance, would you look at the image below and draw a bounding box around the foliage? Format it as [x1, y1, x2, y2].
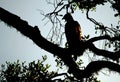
[45, 0, 120, 46]
[43, 0, 120, 81]
[45, 0, 120, 56]
[0, 56, 56, 82]
[0, 0, 120, 81]
[0, 56, 101, 82]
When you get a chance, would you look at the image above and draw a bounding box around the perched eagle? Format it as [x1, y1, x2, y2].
[63, 13, 82, 60]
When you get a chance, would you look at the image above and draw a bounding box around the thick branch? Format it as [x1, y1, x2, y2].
[87, 35, 120, 43]
[82, 61, 120, 78]
[0, 7, 83, 79]
[1, 7, 120, 80]
[88, 43, 120, 61]
[0, 7, 64, 58]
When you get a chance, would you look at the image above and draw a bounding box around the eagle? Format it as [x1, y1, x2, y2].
[63, 13, 82, 60]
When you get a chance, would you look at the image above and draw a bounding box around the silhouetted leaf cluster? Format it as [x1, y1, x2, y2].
[0, 56, 56, 82]
[0, 0, 120, 81]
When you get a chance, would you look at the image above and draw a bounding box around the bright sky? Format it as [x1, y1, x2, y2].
[0, 0, 120, 82]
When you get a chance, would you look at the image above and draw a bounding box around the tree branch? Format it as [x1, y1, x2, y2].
[86, 35, 120, 61]
[86, 8, 103, 26]
[82, 61, 120, 78]
[88, 43, 120, 61]
[0, 7, 83, 79]
[87, 35, 120, 43]
[1, 7, 120, 80]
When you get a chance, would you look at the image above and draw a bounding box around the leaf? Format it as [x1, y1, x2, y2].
[42, 55, 47, 61]
[46, 64, 51, 69]
[68, 0, 72, 3]
[108, 44, 111, 48]
[86, 35, 90, 39]
[116, 26, 119, 29]
[73, 2, 78, 10]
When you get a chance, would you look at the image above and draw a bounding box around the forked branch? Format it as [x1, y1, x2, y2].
[0, 7, 120, 80]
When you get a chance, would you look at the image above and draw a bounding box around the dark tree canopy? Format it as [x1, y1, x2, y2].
[0, 0, 120, 82]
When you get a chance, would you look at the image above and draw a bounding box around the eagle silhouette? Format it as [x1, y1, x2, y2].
[63, 13, 82, 60]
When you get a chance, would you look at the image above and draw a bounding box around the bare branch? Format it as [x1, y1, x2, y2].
[88, 43, 120, 61]
[0, 7, 83, 79]
[86, 9, 103, 26]
[82, 61, 120, 78]
[87, 35, 120, 43]
[1, 7, 120, 80]
[49, 73, 69, 79]
[86, 9, 120, 36]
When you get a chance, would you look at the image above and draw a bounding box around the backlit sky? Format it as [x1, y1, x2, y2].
[0, 0, 120, 81]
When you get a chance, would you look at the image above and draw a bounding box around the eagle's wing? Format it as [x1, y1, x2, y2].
[74, 21, 82, 41]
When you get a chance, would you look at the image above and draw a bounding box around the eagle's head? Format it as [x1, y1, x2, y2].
[62, 13, 73, 22]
